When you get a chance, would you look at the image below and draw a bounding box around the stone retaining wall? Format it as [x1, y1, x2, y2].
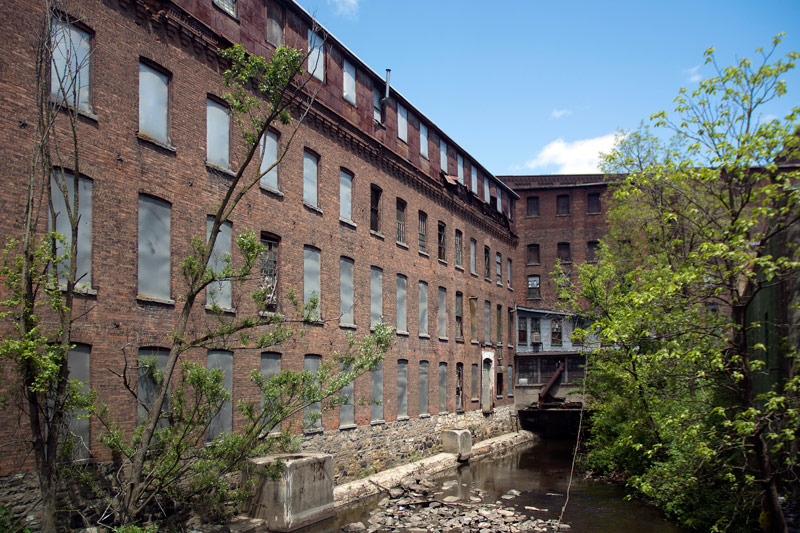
[300, 405, 518, 484]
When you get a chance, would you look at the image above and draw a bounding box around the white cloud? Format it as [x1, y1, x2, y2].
[686, 65, 702, 83]
[550, 108, 572, 119]
[328, 0, 360, 17]
[523, 134, 617, 174]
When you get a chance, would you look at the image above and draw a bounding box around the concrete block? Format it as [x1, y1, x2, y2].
[242, 453, 334, 531]
[441, 429, 472, 456]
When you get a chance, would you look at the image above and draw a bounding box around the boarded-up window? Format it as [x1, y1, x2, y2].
[343, 59, 356, 105]
[587, 240, 599, 262]
[419, 123, 428, 158]
[339, 169, 353, 222]
[206, 98, 230, 169]
[470, 298, 477, 341]
[527, 244, 540, 265]
[67, 343, 91, 458]
[370, 185, 382, 232]
[138, 62, 169, 143]
[303, 247, 321, 319]
[471, 363, 478, 400]
[138, 195, 170, 300]
[455, 230, 463, 268]
[397, 359, 408, 418]
[260, 130, 279, 191]
[50, 18, 91, 111]
[371, 360, 383, 421]
[438, 287, 447, 339]
[303, 150, 318, 207]
[419, 361, 429, 415]
[457, 154, 464, 183]
[339, 257, 354, 325]
[266, 3, 284, 46]
[418, 281, 428, 335]
[470, 239, 476, 274]
[527, 196, 539, 217]
[587, 192, 601, 214]
[471, 164, 478, 193]
[50, 171, 92, 288]
[304, 355, 322, 430]
[527, 275, 540, 300]
[557, 194, 570, 215]
[370, 267, 382, 327]
[440, 139, 448, 172]
[207, 350, 233, 441]
[396, 199, 406, 244]
[455, 292, 464, 339]
[418, 211, 427, 253]
[137, 347, 169, 427]
[397, 103, 408, 142]
[557, 242, 572, 263]
[307, 29, 324, 81]
[396, 274, 407, 332]
[340, 362, 354, 427]
[206, 217, 232, 309]
[484, 300, 491, 343]
[438, 362, 447, 413]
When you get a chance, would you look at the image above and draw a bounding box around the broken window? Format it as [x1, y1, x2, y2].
[206, 97, 230, 169]
[50, 17, 91, 112]
[207, 350, 233, 440]
[260, 234, 279, 311]
[339, 257, 354, 326]
[138, 195, 170, 300]
[437, 221, 446, 261]
[484, 246, 491, 279]
[373, 87, 382, 123]
[50, 170, 92, 288]
[496, 371, 503, 397]
[454, 230, 463, 268]
[506, 258, 512, 289]
[456, 363, 464, 412]
[206, 217, 232, 309]
[496, 305, 503, 344]
[396, 199, 406, 244]
[396, 274, 407, 332]
[496, 252, 502, 285]
[551, 319, 563, 346]
[138, 61, 169, 144]
[457, 154, 464, 183]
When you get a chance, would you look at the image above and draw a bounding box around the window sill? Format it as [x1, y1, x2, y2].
[419, 333, 430, 339]
[525, 215, 540, 219]
[137, 294, 175, 305]
[258, 309, 280, 318]
[526, 263, 541, 267]
[496, 395, 504, 400]
[438, 259, 448, 266]
[205, 304, 236, 314]
[58, 282, 97, 296]
[260, 184, 283, 197]
[396, 415, 409, 422]
[471, 398, 479, 403]
[587, 211, 601, 216]
[369, 230, 385, 240]
[339, 423, 357, 431]
[396, 241, 409, 249]
[373, 118, 386, 129]
[438, 336, 448, 342]
[508, 286, 513, 291]
[339, 322, 357, 330]
[419, 250, 429, 258]
[51, 97, 99, 122]
[471, 340, 480, 345]
[206, 162, 237, 178]
[303, 202, 323, 215]
[304, 428, 323, 435]
[396, 330, 409, 336]
[470, 271, 478, 277]
[455, 337, 464, 343]
[556, 213, 571, 217]
[497, 282, 503, 287]
[339, 218, 357, 229]
[370, 419, 386, 426]
[438, 411, 449, 416]
[344, 98, 357, 108]
[527, 298, 542, 301]
[137, 132, 176, 152]
[455, 265, 464, 272]
[419, 413, 430, 419]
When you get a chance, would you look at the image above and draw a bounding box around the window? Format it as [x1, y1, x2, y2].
[307, 29, 324, 81]
[471, 164, 478, 193]
[587, 192, 601, 214]
[587, 240, 599, 263]
[397, 103, 408, 142]
[370, 267, 383, 327]
[455, 292, 464, 340]
[50, 170, 92, 288]
[50, 17, 91, 112]
[418, 211, 427, 253]
[496, 304, 502, 344]
[471, 364, 478, 400]
[206, 98, 230, 169]
[303, 150, 318, 207]
[138, 195, 170, 300]
[340, 360, 354, 427]
[496, 188, 502, 212]
[304, 355, 322, 430]
[483, 176, 490, 203]
[551, 319, 563, 346]
[370, 185, 382, 233]
[396, 199, 406, 244]
[137, 347, 169, 426]
[526, 196, 539, 217]
[531, 317, 541, 343]
[207, 350, 233, 440]
[454, 230, 463, 268]
[496, 252, 502, 285]
[396, 274, 407, 332]
[518, 316, 528, 345]
[440, 139, 448, 172]
[259, 130, 279, 191]
[339, 257, 354, 326]
[371, 360, 383, 421]
[438, 363, 448, 413]
[67, 344, 91, 458]
[266, 2, 284, 47]
[397, 359, 408, 418]
[206, 217, 232, 309]
[507, 259, 512, 289]
[527, 275, 540, 300]
[418, 281, 428, 336]
[456, 362, 464, 411]
[260, 352, 281, 398]
[484, 246, 491, 279]
[557, 242, 572, 263]
[496, 371, 503, 397]
[343, 59, 356, 105]
[339, 169, 353, 222]
[437, 287, 447, 340]
[373, 87, 382, 123]
[138, 62, 169, 144]
[457, 155, 464, 183]
[527, 244, 540, 265]
[437, 221, 446, 261]
[508, 308, 514, 345]
[419, 361, 429, 415]
[419, 123, 428, 158]
[260, 234, 279, 311]
[303, 247, 321, 320]
[469, 298, 477, 341]
[213, 0, 237, 17]
[470, 239, 477, 274]
[484, 301, 491, 343]
[557, 194, 570, 215]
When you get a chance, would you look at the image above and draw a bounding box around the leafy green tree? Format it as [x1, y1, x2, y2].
[571, 36, 799, 532]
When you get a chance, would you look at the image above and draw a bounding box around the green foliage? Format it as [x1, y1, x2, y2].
[575, 37, 799, 532]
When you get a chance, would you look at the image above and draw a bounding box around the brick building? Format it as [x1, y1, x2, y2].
[0, 0, 522, 475]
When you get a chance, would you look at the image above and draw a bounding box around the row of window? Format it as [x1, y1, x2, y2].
[525, 192, 602, 218]
[517, 317, 569, 346]
[525, 241, 599, 266]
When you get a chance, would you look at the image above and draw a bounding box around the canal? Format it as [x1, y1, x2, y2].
[306, 438, 684, 532]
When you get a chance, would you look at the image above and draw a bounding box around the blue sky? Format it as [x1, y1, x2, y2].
[296, 0, 800, 175]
